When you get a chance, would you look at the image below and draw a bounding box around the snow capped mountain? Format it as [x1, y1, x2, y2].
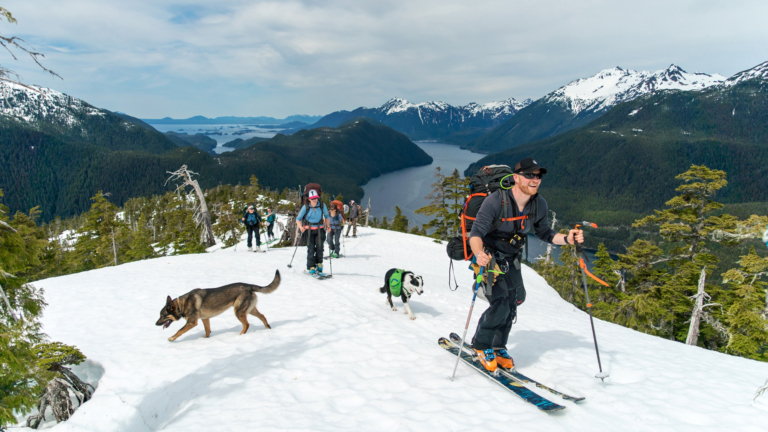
[724, 60, 768, 86]
[0, 81, 108, 127]
[308, 96, 531, 143]
[379, 96, 530, 120]
[466, 64, 727, 154]
[547, 65, 725, 115]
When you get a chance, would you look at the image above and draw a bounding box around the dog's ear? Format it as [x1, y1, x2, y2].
[166, 295, 174, 309]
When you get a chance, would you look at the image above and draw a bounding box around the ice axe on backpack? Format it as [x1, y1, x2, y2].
[571, 221, 610, 383]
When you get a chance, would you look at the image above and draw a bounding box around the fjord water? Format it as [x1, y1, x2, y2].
[151, 123, 278, 153]
[360, 142, 599, 265]
[361, 142, 481, 226]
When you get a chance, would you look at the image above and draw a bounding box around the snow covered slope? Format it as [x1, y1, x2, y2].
[724, 60, 768, 86]
[0, 81, 108, 126]
[465, 64, 725, 153]
[545, 65, 724, 115]
[306, 97, 532, 143]
[30, 225, 768, 431]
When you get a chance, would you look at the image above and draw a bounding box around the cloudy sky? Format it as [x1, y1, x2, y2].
[5, 0, 768, 119]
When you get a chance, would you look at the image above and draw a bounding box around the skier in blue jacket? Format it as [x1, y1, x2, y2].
[297, 189, 330, 275]
[241, 205, 264, 252]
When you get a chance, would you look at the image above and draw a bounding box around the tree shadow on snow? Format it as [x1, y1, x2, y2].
[507, 330, 595, 368]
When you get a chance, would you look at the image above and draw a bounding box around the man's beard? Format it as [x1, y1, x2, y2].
[518, 182, 538, 196]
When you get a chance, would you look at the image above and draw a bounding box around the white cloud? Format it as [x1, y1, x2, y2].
[4, 0, 768, 118]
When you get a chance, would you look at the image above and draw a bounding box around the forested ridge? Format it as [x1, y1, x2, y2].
[466, 79, 768, 230]
[0, 118, 432, 222]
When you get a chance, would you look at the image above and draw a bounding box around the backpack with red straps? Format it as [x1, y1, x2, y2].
[446, 165, 533, 261]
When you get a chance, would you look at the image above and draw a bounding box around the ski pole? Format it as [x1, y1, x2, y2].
[572, 222, 610, 382]
[452, 264, 485, 381]
[287, 223, 301, 268]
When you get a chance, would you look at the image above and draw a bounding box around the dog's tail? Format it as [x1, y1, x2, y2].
[251, 270, 281, 294]
[379, 286, 387, 294]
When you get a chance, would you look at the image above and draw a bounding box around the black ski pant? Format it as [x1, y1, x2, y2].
[306, 228, 326, 270]
[471, 263, 526, 350]
[246, 225, 261, 247]
[328, 228, 342, 255]
[267, 223, 275, 239]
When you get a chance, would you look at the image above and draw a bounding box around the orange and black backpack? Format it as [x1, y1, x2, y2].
[446, 165, 533, 261]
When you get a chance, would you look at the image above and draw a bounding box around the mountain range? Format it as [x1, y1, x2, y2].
[142, 115, 322, 125]
[0, 83, 430, 221]
[466, 60, 768, 228]
[464, 64, 726, 154]
[301, 97, 532, 144]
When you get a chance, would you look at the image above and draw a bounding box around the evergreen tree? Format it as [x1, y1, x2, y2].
[0, 190, 49, 427]
[633, 166, 741, 346]
[380, 216, 389, 230]
[213, 203, 244, 248]
[72, 191, 125, 271]
[125, 214, 156, 262]
[391, 206, 409, 233]
[722, 247, 768, 360]
[611, 240, 674, 335]
[416, 167, 450, 239]
[589, 243, 622, 318]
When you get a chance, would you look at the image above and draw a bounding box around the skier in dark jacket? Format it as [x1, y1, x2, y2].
[468, 158, 584, 372]
[345, 199, 359, 238]
[241, 205, 264, 252]
[297, 189, 330, 276]
[265, 208, 277, 241]
[327, 205, 344, 258]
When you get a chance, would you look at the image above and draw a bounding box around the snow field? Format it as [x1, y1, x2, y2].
[29, 225, 768, 431]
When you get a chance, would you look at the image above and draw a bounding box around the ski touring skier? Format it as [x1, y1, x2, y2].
[467, 158, 584, 372]
[241, 205, 264, 252]
[327, 204, 344, 258]
[345, 199, 360, 238]
[265, 208, 277, 242]
[297, 187, 331, 277]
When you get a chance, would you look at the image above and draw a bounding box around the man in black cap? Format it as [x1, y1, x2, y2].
[467, 157, 584, 372]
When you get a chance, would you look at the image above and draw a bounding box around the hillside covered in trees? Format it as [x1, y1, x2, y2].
[1, 113, 431, 222]
[466, 77, 768, 228]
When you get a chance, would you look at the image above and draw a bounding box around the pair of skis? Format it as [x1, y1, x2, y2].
[303, 269, 332, 280]
[440, 333, 584, 413]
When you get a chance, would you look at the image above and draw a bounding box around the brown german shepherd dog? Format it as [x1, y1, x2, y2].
[156, 270, 281, 342]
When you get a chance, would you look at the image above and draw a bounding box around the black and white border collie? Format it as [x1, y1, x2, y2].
[379, 268, 424, 320]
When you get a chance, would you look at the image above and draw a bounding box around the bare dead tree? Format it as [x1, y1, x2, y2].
[165, 165, 216, 247]
[0, 7, 61, 87]
[685, 267, 724, 346]
[545, 210, 557, 264]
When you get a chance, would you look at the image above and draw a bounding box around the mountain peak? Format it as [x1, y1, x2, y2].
[725, 60, 768, 86]
[546, 64, 724, 115]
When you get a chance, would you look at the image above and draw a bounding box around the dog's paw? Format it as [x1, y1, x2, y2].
[167, 337, 176, 342]
[266, 325, 272, 329]
[391, 307, 397, 311]
[410, 316, 416, 320]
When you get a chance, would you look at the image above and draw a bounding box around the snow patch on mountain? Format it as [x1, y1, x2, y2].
[724, 60, 768, 86]
[0, 81, 106, 127]
[381, 96, 530, 119]
[546, 65, 725, 115]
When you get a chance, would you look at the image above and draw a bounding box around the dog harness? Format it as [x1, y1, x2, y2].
[389, 269, 405, 297]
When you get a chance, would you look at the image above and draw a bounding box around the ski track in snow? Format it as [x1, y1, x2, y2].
[29, 226, 768, 431]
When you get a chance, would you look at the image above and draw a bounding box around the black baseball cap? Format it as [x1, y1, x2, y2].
[514, 158, 547, 175]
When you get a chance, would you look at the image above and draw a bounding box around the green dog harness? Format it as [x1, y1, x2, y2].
[389, 269, 405, 297]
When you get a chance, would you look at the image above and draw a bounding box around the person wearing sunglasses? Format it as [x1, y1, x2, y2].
[466, 157, 584, 372]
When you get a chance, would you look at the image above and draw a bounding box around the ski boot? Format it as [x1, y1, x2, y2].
[247, 246, 253, 252]
[494, 348, 514, 370]
[331, 252, 339, 258]
[305, 267, 317, 276]
[316, 265, 327, 278]
[474, 349, 497, 373]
